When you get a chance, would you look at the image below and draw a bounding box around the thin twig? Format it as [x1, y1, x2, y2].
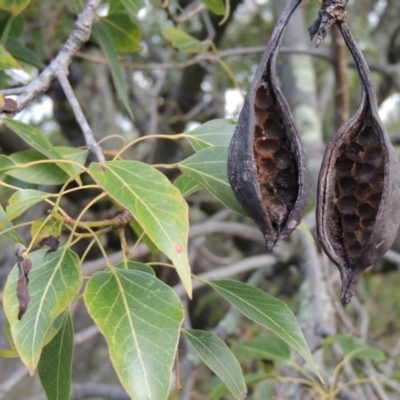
[173, 254, 276, 298]
[15, 0, 101, 111]
[56, 71, 105, 162]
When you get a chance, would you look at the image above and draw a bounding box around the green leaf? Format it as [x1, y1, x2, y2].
[89, 160, 192, 297]
[6, 37, 45, 69]
[178, 146, 247, 216]
[128, 218, 159, 254]
[200, 0, 225, 15]
[327, 334, 386, 362]
[184, 119, 236, 151]
[2, 119, 80, 181]
[85, 269, 184, 400]
[0, 11, 24, 39]
[0, 0, 30, 16]
[93, 23, 133, 118]
[114, 260, 155, 276]
[208, 373, 270, 400]
[100, 14, 141, 53]
[0, 154, 16, 174]
[38, 312, 74, 400]
[0, 203, 24, 243]
[121, 0, 145, 15]
[183, 329, 247, 399]
[7, 147, 88, 185]
[0, 42, 19, 68]
[6, 189, 50, 221]
[208, 280, 324, 384]
[174, 174, 201, 197]
[233, 334, 291, 362]
[3, 248, 82, 374]
[162, 27, 203, 53]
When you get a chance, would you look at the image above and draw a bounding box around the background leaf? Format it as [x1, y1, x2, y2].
[0, 0, 31, 16]
[7, 147, 88, 185]
[208, 280, 324, 384]
[0, 204, 24, 243]
[200, 0, 225, 15]
[326, 334, 386, 361]
[100, 14, 141, 53]
[85, 269, 184, 400]
[174, 174, 201, 197]
[2, 119, 79, 181]
[6, 189, 50, 221]
[183, 329, 247, 400]
[38, 312, 74, 400]
[0, 42, 20, 69]
[89, 160, 192, 296]
[6, 37, 45, 69]
[162, 27, 203, 53]
[114, 260, 155, 275]
[121, 0, 145, 15]
[3, 248, 82, 374]
[233, 334, 291, 362]
[93, 23, 133, 118]
[184, 119, 236, 151]
[178, 146, 247, 216]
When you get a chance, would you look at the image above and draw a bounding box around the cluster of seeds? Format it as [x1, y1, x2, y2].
[334, 124, 384, 264]
[253, 84, 298, 230]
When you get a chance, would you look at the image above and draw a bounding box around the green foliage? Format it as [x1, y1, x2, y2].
[162, 27, 204, 53]
[0, 116, 325, 399]
[38, 313, 74, 400]
[85, 269, 184, 399]
[183, 329, 247, 399]
[3, 248, 81, 374]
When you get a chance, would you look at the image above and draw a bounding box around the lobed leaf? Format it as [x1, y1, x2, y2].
[85, 269, 184, 400]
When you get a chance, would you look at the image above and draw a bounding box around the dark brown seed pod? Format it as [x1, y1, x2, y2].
[228, 0, 309, 250]
[316, 21, 400, 307]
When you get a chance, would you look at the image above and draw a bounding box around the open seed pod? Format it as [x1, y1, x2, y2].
[228, 0, 309, 250]
[316, 22, 400, 307]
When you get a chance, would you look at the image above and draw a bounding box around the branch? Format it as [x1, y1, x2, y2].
[56, 71, 105, 162]
[173, 254, 276, 298]
[15, 0, 101, 112]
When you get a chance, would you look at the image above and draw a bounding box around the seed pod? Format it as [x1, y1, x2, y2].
[316, 21, 400, 307]
[228, 0, 309, 250]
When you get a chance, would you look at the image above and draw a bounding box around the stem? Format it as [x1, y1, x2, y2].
[338, 22, 378, 110]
